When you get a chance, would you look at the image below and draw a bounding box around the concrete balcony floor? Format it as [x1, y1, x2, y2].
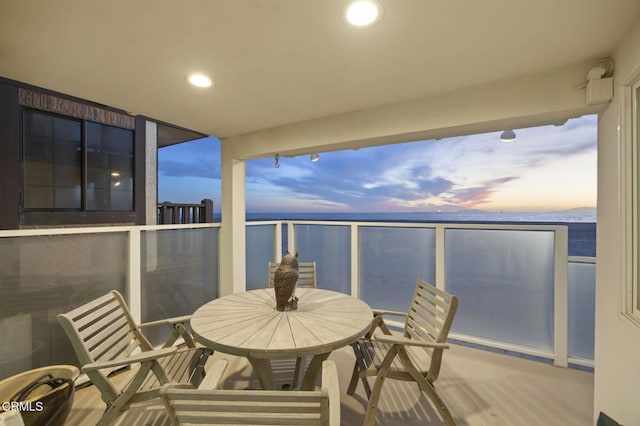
[68, 344, 593, 425]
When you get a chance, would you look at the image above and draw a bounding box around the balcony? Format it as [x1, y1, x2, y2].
[0, 219, 595, 424]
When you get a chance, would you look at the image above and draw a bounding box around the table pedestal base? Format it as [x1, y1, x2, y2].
[248, 352, 332, 391]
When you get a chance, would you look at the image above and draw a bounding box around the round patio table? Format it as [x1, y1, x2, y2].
[191, 287, 373, 390]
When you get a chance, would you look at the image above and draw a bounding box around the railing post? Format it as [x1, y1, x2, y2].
[288, 222, 296, 254]
[159, 203, 171, 224]
[435, 225, 446, 291]
[274, 222, 282, 262]
[554, 226, 569, 367]
[351, 224, 359, 298]
[128, 229, 142, 324]
[201, 199, 214, 223]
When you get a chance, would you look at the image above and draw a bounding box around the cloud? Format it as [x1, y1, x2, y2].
[448, 177, 519, 207]
[159, 158, 220, 179]
[157, 117, 597, 213]
[158, 137, 220, 179]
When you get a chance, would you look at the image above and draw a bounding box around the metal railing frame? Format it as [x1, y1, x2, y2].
[0, 220, 594, 369]
[250, 220, 595, 368]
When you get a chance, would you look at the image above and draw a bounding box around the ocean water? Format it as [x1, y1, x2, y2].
[244, 211, 596, 257]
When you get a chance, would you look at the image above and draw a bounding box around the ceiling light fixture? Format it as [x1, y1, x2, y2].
[310, 153, 320, 162]
[500, 129, 516, 142]
[345, 0, 381, 27]
[187, 73, 213, 88]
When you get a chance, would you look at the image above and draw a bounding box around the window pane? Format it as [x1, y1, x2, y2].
[23, 110, 81, 209]
[86, 122, 134, 211]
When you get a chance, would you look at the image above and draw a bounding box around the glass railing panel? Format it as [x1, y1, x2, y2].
[568, 261, 595, 362]
[0, 233, 127, 380]
[246, 225, 275, 290]
[445, 229, 555, 353]
[141, 227, 218, 346]
[294, 225, 351, 294]
[359, 226, 436, 312]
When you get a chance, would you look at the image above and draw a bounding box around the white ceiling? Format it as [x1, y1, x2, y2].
[1, 0, 639, 139]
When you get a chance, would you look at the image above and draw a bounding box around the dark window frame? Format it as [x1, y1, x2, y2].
[20, 107, 137, 225]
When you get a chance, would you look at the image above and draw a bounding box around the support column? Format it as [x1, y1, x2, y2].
[145, 121, 158, 225]
[219, 142, 247, 296]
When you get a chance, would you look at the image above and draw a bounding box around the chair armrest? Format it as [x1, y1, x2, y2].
[364, 309, 405, 338]
[139, 315, 197, 348]
[83, 347, 178, 372]
[373, 309, 407, 318]
[322, 360, 341, 426]
[197, 359, 228, 390]
[138, 315, 192, 329]
[373, 333, 449, 349]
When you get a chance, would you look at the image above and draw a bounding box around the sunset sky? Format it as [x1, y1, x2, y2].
[158, 115, 597, 213]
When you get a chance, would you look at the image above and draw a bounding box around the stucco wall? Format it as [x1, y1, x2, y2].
[595, 18, 640, 425]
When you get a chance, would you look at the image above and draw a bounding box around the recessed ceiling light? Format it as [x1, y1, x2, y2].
[345, 1, 381, 27]
[187, 73, 213, 88]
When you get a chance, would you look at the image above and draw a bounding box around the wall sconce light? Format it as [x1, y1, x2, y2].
[310, 153, 320, 162]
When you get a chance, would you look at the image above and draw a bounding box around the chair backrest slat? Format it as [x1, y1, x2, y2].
[406, 298, 445, 340]
[83, 314, 130, 350]
[268, 261, 317, 288]
[165, 389, 328, 425]
[90, 326, 139, 362]
[406, 314, 438, 342]
[176, 413, 323, 425]
[415, 283, 450, 310]
[63, 292, 117, 320]
[72, 298, 121, 330]
[296, 263, 316, 288]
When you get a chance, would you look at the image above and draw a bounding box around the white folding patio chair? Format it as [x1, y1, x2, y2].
[161, 359, 340, 426]
[57, 290, 212, 425]
[348, 278, 459, 425]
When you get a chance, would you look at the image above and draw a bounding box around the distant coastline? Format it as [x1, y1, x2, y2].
[244, 210, 596, 223]
[240, 211, 596, 257]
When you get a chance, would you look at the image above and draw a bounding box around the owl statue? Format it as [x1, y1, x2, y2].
[274, 251, 299, 311]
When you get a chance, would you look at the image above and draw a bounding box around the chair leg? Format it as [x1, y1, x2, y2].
[292, 356, 303, 389]
[363, 346, 397, 426]
[349, 342, 372, 397]
[398, 348, 456, 426]
[414, 376, 455, 426]
[97, 401, 126, 426]
[347, 361, 360, 395]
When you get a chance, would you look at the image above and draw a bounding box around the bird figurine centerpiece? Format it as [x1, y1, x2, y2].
[274, 251, 299, 311]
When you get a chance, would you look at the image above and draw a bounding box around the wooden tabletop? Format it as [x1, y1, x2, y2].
[191, 288, 373, 359]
